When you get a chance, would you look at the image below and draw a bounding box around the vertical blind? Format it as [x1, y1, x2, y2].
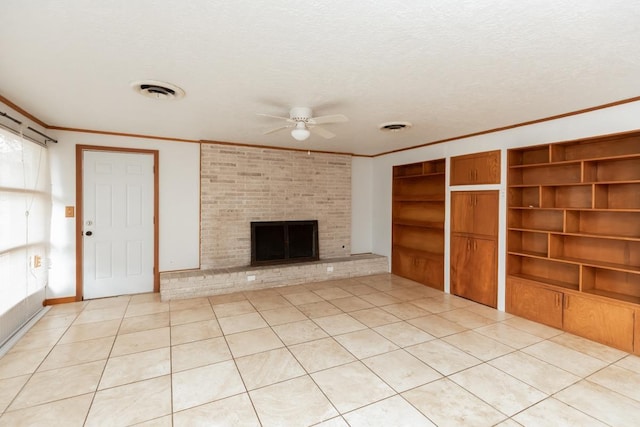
[0, 126, 51, 347]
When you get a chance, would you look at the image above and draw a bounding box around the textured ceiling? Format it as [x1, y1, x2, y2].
[1, 0, 639, 155]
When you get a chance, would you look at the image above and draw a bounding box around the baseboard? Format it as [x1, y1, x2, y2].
[44, 296, 77, 306]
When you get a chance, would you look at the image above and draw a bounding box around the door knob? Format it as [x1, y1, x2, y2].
[85, 231, 93, 236]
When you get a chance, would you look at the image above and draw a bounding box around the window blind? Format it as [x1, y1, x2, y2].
[0, 126, 51, 348]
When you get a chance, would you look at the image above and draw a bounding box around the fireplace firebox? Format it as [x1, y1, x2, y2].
[250, 220, 319, 266]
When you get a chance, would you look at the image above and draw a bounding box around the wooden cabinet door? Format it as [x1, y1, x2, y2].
[451, 151, 501, 185]
[451, 236, 497, 307]
[473, 151, 501, 184]
[451, 192, 475, 234]
[392, 247, 416, 282]
[450, 156, 477, 186]
[392, 247, 444, 290]
[451, 191, 499, 237]
[414, 256, 444, 291]
[563, 294, 635, 353]
[506, 278, 563, 329]
[450, 235, 472, 295]
[471, 192, 499, 237]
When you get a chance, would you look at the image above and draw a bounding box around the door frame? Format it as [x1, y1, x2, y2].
[75, 145, 159, 301]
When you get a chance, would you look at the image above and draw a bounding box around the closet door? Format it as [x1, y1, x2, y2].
[450, 190, 499, 308]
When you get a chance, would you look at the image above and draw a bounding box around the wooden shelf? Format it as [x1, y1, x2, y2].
[552, 256, 640, 274]
[508, 209, 563, 232]
[552, 232, 640, 242]
[507, 249, 548, 259]
[507, 131, 640, 354]
[507, 273, 579, 292]
[393, 196, 446, 202]
[393, 172, 445, 179]
[582, 289, 640, 305]
[391, 220, 444, 229]
[392, 245, 443, 261]
[509, 159, 582, 169]
[392, 158, 445, 290]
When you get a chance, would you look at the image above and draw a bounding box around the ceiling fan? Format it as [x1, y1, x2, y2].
[259, 107, 348, 141]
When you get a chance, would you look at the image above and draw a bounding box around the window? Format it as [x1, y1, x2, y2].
[0, 127, 51, 347]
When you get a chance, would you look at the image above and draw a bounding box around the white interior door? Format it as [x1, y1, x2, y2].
[83, 150, 155, 299]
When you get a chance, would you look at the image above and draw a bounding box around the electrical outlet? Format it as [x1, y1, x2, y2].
[247, 275, 256, 282]
[327, 266, 334, 272]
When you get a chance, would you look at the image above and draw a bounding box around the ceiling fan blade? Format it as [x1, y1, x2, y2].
[309, 126, 336, 139]
[257, 113, 292, 122]
[263, 125, 292, 135]
[309, 114, 348, 125]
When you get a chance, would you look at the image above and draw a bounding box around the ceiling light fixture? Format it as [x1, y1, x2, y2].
[291, 122, 311, 141]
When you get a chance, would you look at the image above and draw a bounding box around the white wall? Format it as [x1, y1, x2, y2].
[48, 131, 200, 299]
[371, 100, 640, 310]
[351, 156, 373, 254]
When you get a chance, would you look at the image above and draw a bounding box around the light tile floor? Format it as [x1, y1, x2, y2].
[1, 273, 639, 426]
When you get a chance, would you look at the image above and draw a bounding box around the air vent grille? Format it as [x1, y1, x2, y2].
[131, 80, 185, 100]
[379, 121, 412, 132]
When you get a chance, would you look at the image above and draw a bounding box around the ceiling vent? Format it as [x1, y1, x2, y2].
[379, 121, 412, 132]
[131, 80, 185, 100]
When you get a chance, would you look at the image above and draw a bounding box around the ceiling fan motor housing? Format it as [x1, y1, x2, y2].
[289, 107, 313, 122]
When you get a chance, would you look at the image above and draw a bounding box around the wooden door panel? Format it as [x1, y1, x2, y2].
[450, 236, 472, 296]
[506, 278, 563, 329]
[472, 191, 499, 237]
[392, 247, 443, 289]
[465, 238, 497, 307]
[451, 151, 500, 185]
[450, 156, 477, 185]
[451, 192, 474, 233]
[451, 191, 499, 237]
[473, 150, 501, 184]
[451, 237, 497, 308]
[563, 294, 634, 353]
[415, 256, 444, 291]
[391, 248, 416, 281]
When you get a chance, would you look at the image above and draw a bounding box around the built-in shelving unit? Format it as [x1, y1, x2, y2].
[392, 159, 445, 290]
[506, 132, 640, 353]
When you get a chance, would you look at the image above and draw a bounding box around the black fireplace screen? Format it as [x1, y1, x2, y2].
[251, 220, 319, 266]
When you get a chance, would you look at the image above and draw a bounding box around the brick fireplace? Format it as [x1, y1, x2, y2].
[159, 143, 388, 301]
[200, 143, 352, 269]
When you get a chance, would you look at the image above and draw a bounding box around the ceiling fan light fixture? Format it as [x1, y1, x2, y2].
[259, 106, 346, 141]
[291, 124, 311, 141]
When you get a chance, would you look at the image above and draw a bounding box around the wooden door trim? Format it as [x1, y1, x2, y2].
[75, 145, 160, 301]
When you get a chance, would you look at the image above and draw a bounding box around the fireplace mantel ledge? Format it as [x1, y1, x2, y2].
[160, 254, 389, 301]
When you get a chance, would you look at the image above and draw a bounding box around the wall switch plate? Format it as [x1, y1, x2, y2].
[65, 206, 75, 218]
[34, 255, 42, 268]
[327, 266, 334, 272]
[247, 275, 256, 281]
